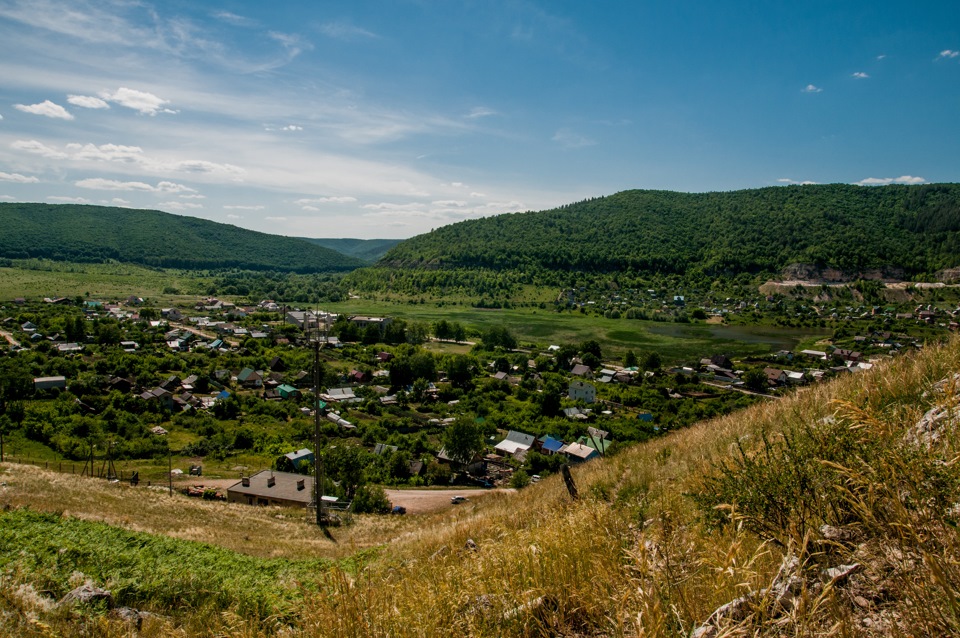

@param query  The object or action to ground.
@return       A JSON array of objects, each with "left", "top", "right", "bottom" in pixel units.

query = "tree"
[
  {"left": 642, "top": 351, "right": 662, "bottom": 371},
  {"left": 451, "top": 322, "right": 466, "bottom": 343},
  {"left": 446, "top": 354, "right": 475, "bottom": 389},
  {"left": 743, "top": 369, "right": 768, "bottom": 393},
  {"left": 433, "top": 319, "right": 452, "bottom": 341},
  {"left": 580, "top": 339, "right": 602, "bottom": 360},
  {"left": 442, "top": 418, "right": 485, "bottom": 465},
  {"left": 623, "top": 350, "right": 639, "bottom": 368}
]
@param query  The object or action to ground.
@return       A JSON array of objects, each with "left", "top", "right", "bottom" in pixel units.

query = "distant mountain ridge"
[
  {"left": 373, "top": 184, "right": 960, "bottom": 280},
  {"left": 0, "top": 203, "right": 365, "bottom": 273},
  {"left": 299, "top": 237, "right": 401, "bottom": 263}
]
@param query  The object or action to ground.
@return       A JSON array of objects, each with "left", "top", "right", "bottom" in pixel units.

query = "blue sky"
[{"left": 0, "top": 0, "right": 957, "bottom": 239}]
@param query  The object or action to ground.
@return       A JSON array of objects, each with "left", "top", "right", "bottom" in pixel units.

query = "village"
[{"left": 1, "top": 285, "right": 957, "bottom": 515}]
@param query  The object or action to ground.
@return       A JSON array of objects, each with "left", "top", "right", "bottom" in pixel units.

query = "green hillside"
[
  {"left": 0, "top": 203, "right": 365, "bottom": 273},
  {"left": 370, "top": 184, "right": 960, "bottom": 283},
  {"left": 299, "top": 237, "right": 401, "bottom": 263}
]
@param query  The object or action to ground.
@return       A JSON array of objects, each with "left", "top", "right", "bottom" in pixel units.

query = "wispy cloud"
[
  {"left": 159, "top": 200, "right": 203, "bottom": 211},
  {"left": 223, "top": 205, "right": 264, "bottom": 211},
  {"left": 777, "top": 178, "right": 817, "bottom": 185},
  {"left": 213, "top": 11, "right": 256, "bottom": 28},
  {"left": 67, "top": 94, "right": 110, "bottom": 109},
  {"left": 552, "top": 128, "right": 596, "bottom": 149},
  {"left": 851, "top": 72, "right": 869, "bottom": 79},
  {"left": 317, "top": 21, "right": 377, "bottom": 40},
  {"left": 0, "top": 171, "right": 39, "bottom": 183},
  {"left": 802, "top": 84, "right": 823, "bottom": 93},
  {"left": 265, "top": 215, "right": 287, "bottom": 221},
  {"left": 855, "top": 175, "right": 926, "bottom": 186},
  {"left": 466, "top": 106, "right": 496, "bottom": 119},
  {"left": 75, "top": 178, "right": 196, "bottom": 193},
  {"left": 48, "top": 196, "right": 91, "bottom": 203},
  {"left": 11, "top": 140, "right": 69, "bottom": 159},
  {"left": 14, "top": 100, "right": 74, "bottom": 119},
  {"left": 99, "top": 87, "right": 176, "bottom": 115},
  {"left": 937, "top": 50, "right": 959, "bottom": 60}
]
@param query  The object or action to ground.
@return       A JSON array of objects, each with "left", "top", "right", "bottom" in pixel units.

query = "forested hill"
[
  {"left": 375, "top": 184, "right": 960, "bottom": 280},
  {"left": 298, "top": 237, "right": 401, "bottom": 263},
  {"left": 0, "top": 203, "right": 365, "bottom": 273}
]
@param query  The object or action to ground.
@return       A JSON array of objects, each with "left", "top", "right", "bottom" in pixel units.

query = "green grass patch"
[{"left": 0, "top": 508, "right": 331, "bottom": 621}]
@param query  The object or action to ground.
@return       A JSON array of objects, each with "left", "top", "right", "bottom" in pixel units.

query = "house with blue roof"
[{"left": 537, "top": 435, "right": 565, "bottom": 455}]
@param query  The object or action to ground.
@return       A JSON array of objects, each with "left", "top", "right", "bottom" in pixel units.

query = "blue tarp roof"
[{"left": 539, "top": 435, "right": 564, "bottom": 453}]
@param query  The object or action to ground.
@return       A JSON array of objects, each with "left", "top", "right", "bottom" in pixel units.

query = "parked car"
[{"left": 450, "top": 495, "right": 467, "bottom": 504}]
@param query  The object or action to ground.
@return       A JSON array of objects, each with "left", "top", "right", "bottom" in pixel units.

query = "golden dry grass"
[{"left": 3, "top": 338, "right": 960, "bottom": 636}]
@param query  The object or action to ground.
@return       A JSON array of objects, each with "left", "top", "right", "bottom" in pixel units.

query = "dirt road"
[{"left": 385, "top": 488, "right": 508, "bottom": 514}]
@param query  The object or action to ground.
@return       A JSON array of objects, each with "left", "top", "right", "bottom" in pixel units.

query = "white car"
[{"left": 450, "top": 495, "right": 467, "bottom": 504}]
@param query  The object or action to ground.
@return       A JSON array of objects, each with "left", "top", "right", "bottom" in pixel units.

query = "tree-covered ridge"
[
  {"left": 376, "top": 184, "right": 960, "bottom": 279},
  {"left": 0, "top": 203, "right": 366, "bottom": 273},
  {"left": 299, "top": 237, "right": 402, "bottom": 263}
]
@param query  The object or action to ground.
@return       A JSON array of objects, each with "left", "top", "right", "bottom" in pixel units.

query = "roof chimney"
[
  {"left": 267, "top": 476, "right": 276, "bottom": 488},
  {"left": 297, "top": 479, "right": 305, "bottom": 491},
  {"left": 241, "top": 477, "right": 250, "bottom": 487}
]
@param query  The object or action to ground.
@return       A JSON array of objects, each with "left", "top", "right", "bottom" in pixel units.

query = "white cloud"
[
  {"left": 855, "top": 175, "right": 926, "bottom": 186},
  {"left": 172, "top": 159, "right": 244, "bottom": 175},
  {"left": 224, "top": 204, "right": 264, "bottom": 210},
  {"left": 179, "top": 194, "right": 206, "bottom": 199},
  {"left": 552, "top": 128, "right": 596, "bottom": 148},
  {"left": 67, "top": 94, "right": 110, "bottom": 109},
  {"left": 470, "top": 192, "right": 486, "bottom": 198},
  {"left": 318, "top": 21, "right": 377, "bottom": 40},
  {"left": 106, "top": 198, "right": 131, "bottom": 206},
  {"left": 466, "top": 106, "right": 496, "bottom": 119},
  {"left": 75, "top": 178, "right": 196, "bottom": 193},
  {"left": 851, "top": 72, "right": 869, "bottom": 79},
  {"left": 99, "top": 87, "right": 175, "bottom": 115},
  {"left": 159, "top": 200, "right": 203, "bottom": 210},
  {"left": 876, "top": 54, "right": 887, "bottom": 60},
  {"left": 265, "top": 215, "right": 287, "bottom": 221},
  {"left": 432, "top": 200, "right": 467, "bottom": 207},
  {"left": 281, "top": 125, "right": 302, "bottom": 131},
  {"left": 294, "top": 196, "right": 357, "bottom": 207},
  {"left": 802, "top": 84, "right": 823, "bottom": 93},
  {"left": 362, "top": 202, "right": 426, "bottom": 212},
  {"left": 213, "top": 11, "right": 256, "bottom": 27},
  {"left": 0, "top": 195, "right": 15, "bottom": 201},
  {"left": 48, "top": 196, "right": 91, "bottom": 203},
  {"left": 14, "top": 100, "right": 74, "bottom": 119},
  {"left": 65, "top": 142, "right": 143, "bottom": 162},
  {"left": 226, "top": 214, "right": 243, "bottom": 219},
  {"left": 777, "top": 178, "right": 818, "bottom": 185},
  {"left": 938, "top": 50, "right": 959, "bottom": 60},
  {"left": 12, "top": 139, "right": 69, "bottom": 159},
  {"left": 0, "top": 171, "right": 39, "bottom": 183}
]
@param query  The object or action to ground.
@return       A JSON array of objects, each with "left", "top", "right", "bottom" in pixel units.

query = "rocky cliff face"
[{"left": 781, "top": 263, "right": 906, "bottom": 283}]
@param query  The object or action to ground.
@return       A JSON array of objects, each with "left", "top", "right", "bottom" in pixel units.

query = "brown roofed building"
[{"left": 226, "top": 470, "right": 314, "bottom": 507}]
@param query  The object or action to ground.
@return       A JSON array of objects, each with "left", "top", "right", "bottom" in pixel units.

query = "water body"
[{"left": 646, "top": 322, "right": 830, "bottom": 353}]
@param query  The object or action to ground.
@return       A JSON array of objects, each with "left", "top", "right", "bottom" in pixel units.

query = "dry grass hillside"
[{"left": 3, "top": 337, "right": 960, "bottom": 637}]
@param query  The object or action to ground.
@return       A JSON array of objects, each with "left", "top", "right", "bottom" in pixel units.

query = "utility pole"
[{"left": 313, "top": 336, "right": 327, "bottom": 526}]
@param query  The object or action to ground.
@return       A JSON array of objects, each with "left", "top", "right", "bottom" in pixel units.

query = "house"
[
  {"left": 494, "top": 430, "right": 536, "bottom": 456},
  {"left": 348, "top": 369, "right": 369, "bottom": 383},
  {"left": 800, "top": 349, "right": 827, "bottom": 361},
  {"left": 277, "top": 384, "right": 299, "bottom": 399},
  {"left": 139, "top": 387, "right": 176, "bottom": 411},
  {"left": 34, "top": 376, "right": 66, "bottom": 391},
  {"left": 764, "top": 368, "right": 787, "bottom": 386},
  {"left": 237, "top": 368, "right": 263, "bottom": 388},
  {"left": 587, "top": 426, "right": 609, "bottom": 441},
  {"left": 377, "top": 351, "right": 395, "bottom": 363},
  {"left": 785, "top": 370, "right": 805, "bottom": 384},
  {"left": 350, "top": 316, "right": 392, "bottom": 331},
  {"left": 832, "top": 348, "right": 861, "bottom": 363},
  {"left": 226, "top": 470, "right": 315, "bottom": 507},
  {"left": 373, "top": 443, "right": 399, "bottom": 456},
  {"left": 323, "top": 387, "right": 357, "bottom": 402},
  {"left": 561, "top": 442, "right": 599, "bottom": 463},
  {"left": 108, "top": 377, "right": 135, "bottom": 393},
  {"left": 582, "top": 435, "right": 612, "bottom": 456},
  {"left": 537, "top": 435, "right": 565, "bottom": 455},
  {"left": 161, "top": 308, "right": 183, "bottom": 321},
  {"left": 568, "top": 380, "right": 596, "bottom": 403},
  {"left": 570, "top": 363, "right": 592, "bottom": 377},
  {"left": 285, "top": 448, "right": 314, "bottom": 468},
  {"left": 57, "top": 342, "right": 83, "bottom": 353},
  {"left": 269, "top": 356, "right": 286, "bottom": 372},
  {"left": 563, "top": 406, "right": 591, "bottom": 420},
  {"left": 20, "top": 321, "right": 37, "bottom": 332}
]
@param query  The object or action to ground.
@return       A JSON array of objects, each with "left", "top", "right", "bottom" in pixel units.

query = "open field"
[
  {"left": 326, "top": 297, "right": 831, "bottom": 361},
  {"left": 0, "top": 262, "right": 213, "bottom": 302}
]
